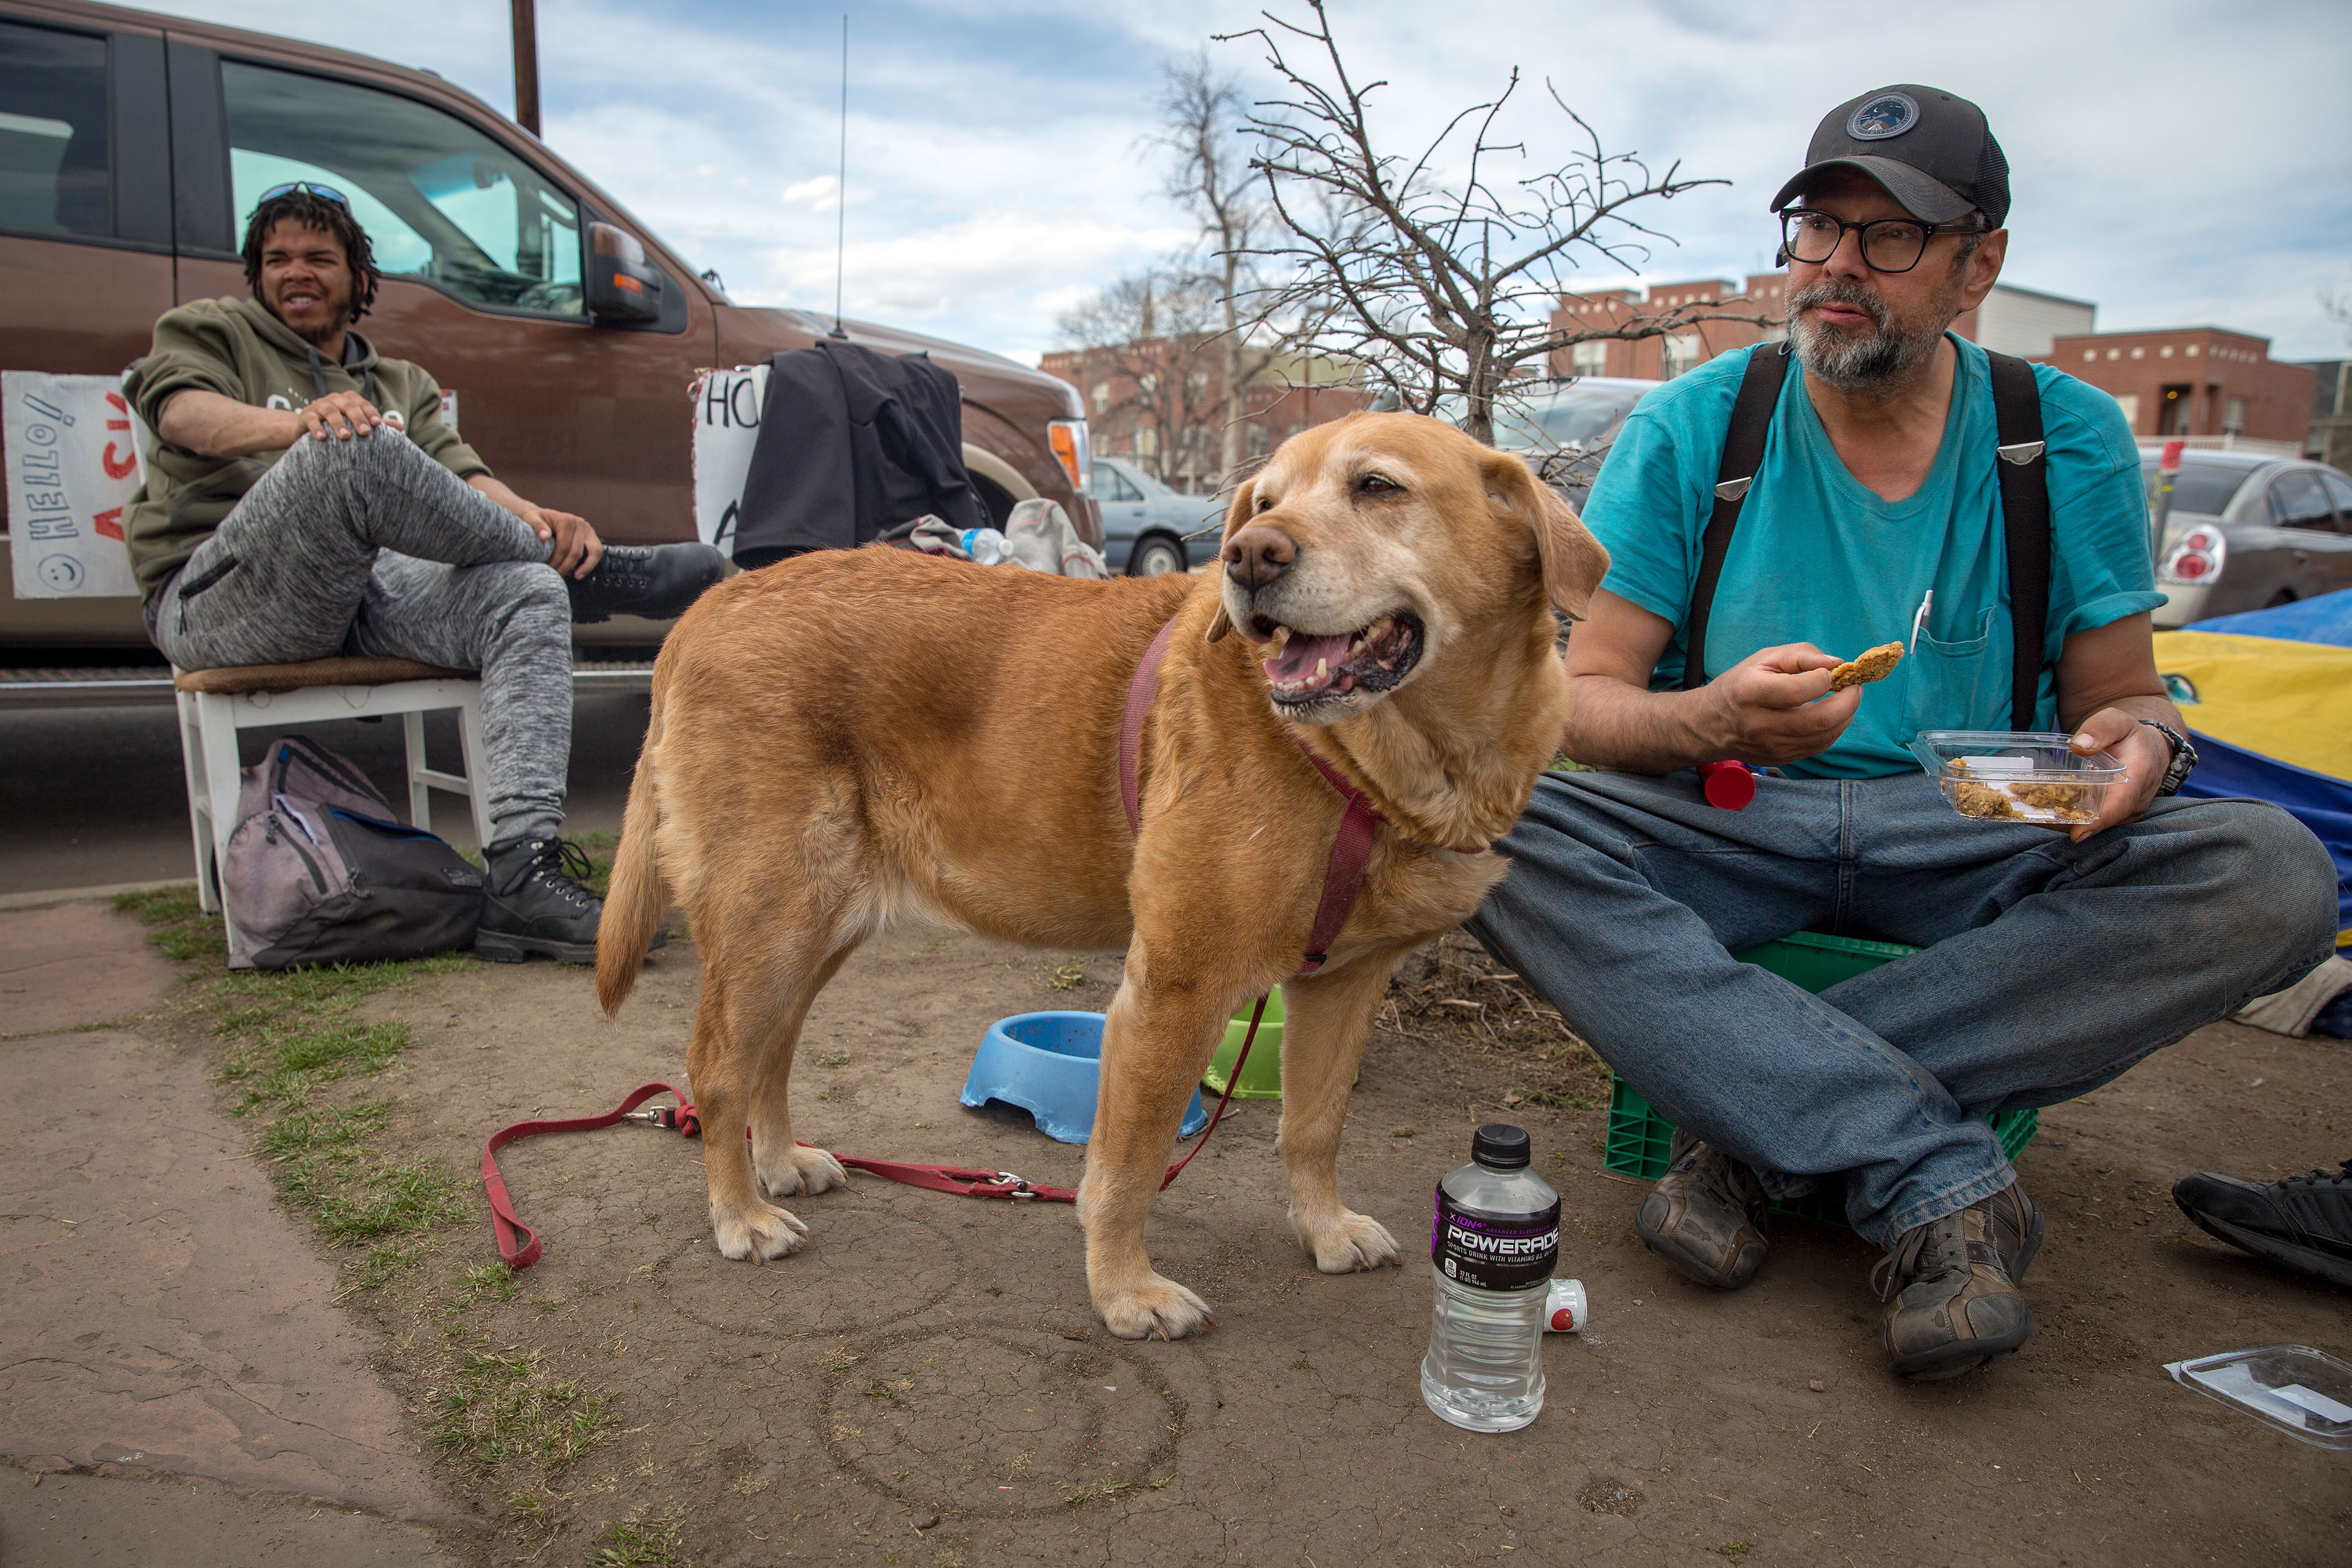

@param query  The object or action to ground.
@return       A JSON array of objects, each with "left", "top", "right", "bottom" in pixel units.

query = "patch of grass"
[
  {"left": 226, "top": 1020, "right": 412, "bottom": 1112},
  {"left": 589, "top": 1510, "right": 684, "bottom": 1567},
  {"left": 355, "top": 1239, "right": 433, "bottom": 1290},
  {"left": 1715, "top": 1546, "right": 1751, "bottom": 1563},
  {"left": 114, "top": 884, "right": 225, "bottom": 963},
  {"left": 434, "top": 1349, "right": 612, "bottom": 1476},
  {"left": 450, "top": 1261, "right": 518, "bottom": 1311},
  {"left": 311, "top": 1157, "right": 469, "bottom": 1243},
  {"left": 258, "top": 1098, "right": 388, "bottom": 1164},
  {"left": 1048, "top": 956, "right": 1087, "bottom": 992},
  {"left": 114, "top": 886, "right": 477, "bottom": 1288}
]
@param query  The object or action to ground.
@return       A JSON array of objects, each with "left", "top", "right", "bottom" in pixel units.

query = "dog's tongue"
[{"left": 1265, "top": 631, "right": 1353, "bottom": 686}]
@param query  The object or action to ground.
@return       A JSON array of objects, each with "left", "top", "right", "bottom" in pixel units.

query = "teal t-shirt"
[{"left": 1580, "top": 336, "right": 2163, "bottom": 779}]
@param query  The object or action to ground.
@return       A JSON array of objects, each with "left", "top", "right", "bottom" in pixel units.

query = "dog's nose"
[{"left": 1223, "top": 524, "right": 1296, "bottom": 593}]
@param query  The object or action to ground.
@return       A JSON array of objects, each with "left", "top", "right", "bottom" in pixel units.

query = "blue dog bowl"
[{"left": 960, "top": 1011, "right": 1210, "bottom": 1145}]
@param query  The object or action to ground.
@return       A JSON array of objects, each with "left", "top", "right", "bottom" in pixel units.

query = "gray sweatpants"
[{"left": 154, "top": 430, "right": 572, "bottom": 845}]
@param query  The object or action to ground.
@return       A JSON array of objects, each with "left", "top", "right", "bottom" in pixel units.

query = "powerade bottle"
[{"left": 1421, "top": 1123, "right": 1560, "bottom": 1433}]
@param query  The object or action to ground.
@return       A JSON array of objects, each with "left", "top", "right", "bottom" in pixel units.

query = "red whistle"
[{"left": 1697, "top": 760, "right": 1757, "bottom": 810}]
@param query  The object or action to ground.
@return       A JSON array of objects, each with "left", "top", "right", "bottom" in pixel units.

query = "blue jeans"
[{"left": 1465, "top": 769, "right": 2339, "bottom": 1246}]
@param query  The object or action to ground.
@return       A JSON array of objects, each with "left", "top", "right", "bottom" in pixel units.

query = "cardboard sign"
[
  {"left": 691, "top": 365, "right": 768, "bottom": 554},
  {"left": 5, "top": 371, "right": 147, "bottom": 598}
]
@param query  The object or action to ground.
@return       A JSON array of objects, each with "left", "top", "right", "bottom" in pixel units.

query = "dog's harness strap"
[
  {"left": 1119, "top": 619, "right": 1178, "bottom": 835},
  {"left": 1290, "top": 746, "right": 1381, "bottom": 975}
]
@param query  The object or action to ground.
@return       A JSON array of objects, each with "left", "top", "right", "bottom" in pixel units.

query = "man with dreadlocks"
[{"left": 122, "top": 183, "right": 726, "bottom": 964}]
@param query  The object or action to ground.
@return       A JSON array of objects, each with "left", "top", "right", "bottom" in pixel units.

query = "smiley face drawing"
[{"left": 35, "top": 554, "right": 85, "bottom": 591}]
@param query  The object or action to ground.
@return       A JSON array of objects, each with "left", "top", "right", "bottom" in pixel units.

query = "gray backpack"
[{"left": 222, "top": 736, "right": 483, "bottom": 970}]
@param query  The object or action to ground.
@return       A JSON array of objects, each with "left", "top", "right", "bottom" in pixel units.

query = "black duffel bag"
[{"left": 220, "top": 735, "right": 483, "bottom": 970}]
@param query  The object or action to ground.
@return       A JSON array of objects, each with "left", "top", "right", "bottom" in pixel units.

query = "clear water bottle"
[{"left": 1421, "top": 1123, "right": 1560, "bottom": 1433}]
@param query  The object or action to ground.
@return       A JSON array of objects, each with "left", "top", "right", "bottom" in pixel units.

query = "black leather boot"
[
  {"left": 566, "top": 542, "right": 728, "bottom": 623},
  {"left": 477, "top": 836, "right": 665, "bottom": 965}
]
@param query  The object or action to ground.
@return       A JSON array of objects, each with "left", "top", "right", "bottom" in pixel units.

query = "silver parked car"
[
  {"left": 2145, "top": 450, "right": 2352, "bottom": 627},
  {"left": 1092, "top": 456, "right": 1222, "bottom": 575}
]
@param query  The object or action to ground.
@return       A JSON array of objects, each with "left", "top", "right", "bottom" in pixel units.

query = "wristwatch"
[{"left": 2139, "top": 719, "right": 2198, "bottom": 796}]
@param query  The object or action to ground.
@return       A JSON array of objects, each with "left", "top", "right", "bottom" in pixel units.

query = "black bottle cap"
[{"left": 1472, "top": 1123, "right": 1531, "bottom": 1169}]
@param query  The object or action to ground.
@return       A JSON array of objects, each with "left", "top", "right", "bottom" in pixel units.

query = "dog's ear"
[
  {"left": 1483, "top": 451, "right": 1610, "bottom": 622},
  {"left": 1204, "top": 477, "right": 1258, "bottom": 643}
]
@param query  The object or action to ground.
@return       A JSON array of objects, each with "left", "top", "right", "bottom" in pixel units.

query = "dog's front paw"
[
  {"left": 710, "top": 1200, "right": 810, "bottom": 1262},
  {"left": 756, "top": 1141, "right": 849, "bottom": 1200},
  {"left": 1292, "top": 1207, "right": 1400, "bottom": 1274},
  {"left": 1094, "top": 1274, "right": 1216, "bottom": 1341}
]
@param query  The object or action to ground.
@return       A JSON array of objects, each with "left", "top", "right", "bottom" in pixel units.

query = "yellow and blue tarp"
[{"left": 2154, "top": 590, "right": 2352, "bottom": 945}]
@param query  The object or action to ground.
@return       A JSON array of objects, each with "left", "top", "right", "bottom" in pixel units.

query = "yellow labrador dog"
[{"left": 597, "top": 411, "right": 1606, "bottom": 1339}]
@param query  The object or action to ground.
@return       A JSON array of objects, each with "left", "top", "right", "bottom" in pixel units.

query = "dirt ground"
[{"left": 14, "top": 906, "right": 2352, "bottom": 1566}]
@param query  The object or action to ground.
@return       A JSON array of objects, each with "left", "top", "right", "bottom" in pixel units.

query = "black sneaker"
[
  {"left": 1871, "top": 1183, "right": 2044, "bottom": 1381},
  {"left": 2173, "top": 1160, "right": 2352, "bottom": 1289},
  {"left": 567, "top": 542, "right": 728, "bottom": 623},
  {"left": 1635, "top": 1130, "right": 1770, "bottom": 1290},
  {"left": 476, "top": 836, "right": 664, "bottom": 965}
]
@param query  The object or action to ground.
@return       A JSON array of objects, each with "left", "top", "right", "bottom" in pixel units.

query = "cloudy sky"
[{"left": 147, "top": 0, "right": 2352, "bottom": 366}]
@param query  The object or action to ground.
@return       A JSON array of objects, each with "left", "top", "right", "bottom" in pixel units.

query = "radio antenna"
[{"left": 829, "top": 13, "right": 849, "bottom": 339}]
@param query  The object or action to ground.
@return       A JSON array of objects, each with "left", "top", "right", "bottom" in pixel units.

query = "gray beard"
[{"left": 1785, "top": 281, "right": 1949, "bottom": 391}]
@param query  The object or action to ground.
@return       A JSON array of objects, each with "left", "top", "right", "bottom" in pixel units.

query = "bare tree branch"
[{"left": 1218, "top": 0, "right": 1771, "bottom": 445}]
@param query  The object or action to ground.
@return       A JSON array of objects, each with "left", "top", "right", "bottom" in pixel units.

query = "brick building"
[
  {"left": 1547, "top": 276, "right": 1787, "bottom": 381},
  {"left": 1548, "top": 277, "right": 2094, "bottom": 380},
  {"left": 2053, "top": 328, "right": 2313, "bottom": 448},
  {"left": 1040, "top": 338, "right": 1364, "bottom": 493}
]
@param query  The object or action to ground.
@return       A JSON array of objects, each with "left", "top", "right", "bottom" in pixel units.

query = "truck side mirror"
[{"left": 586, "top": 221, "right": 664, "bottom": 325}]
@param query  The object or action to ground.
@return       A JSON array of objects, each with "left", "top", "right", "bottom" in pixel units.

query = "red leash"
[{"left": 482, "top": 1006, "right": 1263, "bottom": 1271}]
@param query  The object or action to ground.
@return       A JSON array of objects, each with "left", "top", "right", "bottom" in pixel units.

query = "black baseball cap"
[{"left": 1769, "top": 85, "right": 2010, "bottom": 229}]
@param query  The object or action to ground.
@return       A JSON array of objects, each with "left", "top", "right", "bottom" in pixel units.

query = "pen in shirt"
[{"left": 1909, "top": 590, "right": 1934, "bottom": 655}]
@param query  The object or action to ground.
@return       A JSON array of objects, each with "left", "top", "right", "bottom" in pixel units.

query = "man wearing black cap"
[{"left": 1468, "top": 88, "right": 2338, "bottom": 1379}]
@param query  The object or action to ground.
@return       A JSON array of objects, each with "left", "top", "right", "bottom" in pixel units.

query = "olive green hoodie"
[{"left": 120, "top": 296, "right": 490, "bottom": 593}]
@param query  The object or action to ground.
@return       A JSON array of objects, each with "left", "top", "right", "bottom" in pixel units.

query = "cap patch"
[{"left": 1847, "top": 92, "right": 1920, "bottom": 140}]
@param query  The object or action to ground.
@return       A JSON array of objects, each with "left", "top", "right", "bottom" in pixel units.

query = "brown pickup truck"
[{"left": 0, "top": 0, "right": 1098, "bottom": 661}]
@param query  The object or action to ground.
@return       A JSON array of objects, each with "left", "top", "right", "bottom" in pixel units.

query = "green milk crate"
[{"left": 1602, "top": 931, "right": 2038, "bottom": 1228}]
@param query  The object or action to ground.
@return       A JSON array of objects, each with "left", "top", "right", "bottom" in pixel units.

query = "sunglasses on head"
[{"left": 256, "top": 180, "right": 350, "bottom": 208}]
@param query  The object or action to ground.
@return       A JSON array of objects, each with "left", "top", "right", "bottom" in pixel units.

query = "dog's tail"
[{"left": 596, "top": 700, "right": 669, "bottom": 1017}]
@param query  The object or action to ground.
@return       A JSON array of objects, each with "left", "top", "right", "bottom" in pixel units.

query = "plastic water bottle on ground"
[{"left": 1421, "top": 1123, "right": 1560, "bottom": 1432}]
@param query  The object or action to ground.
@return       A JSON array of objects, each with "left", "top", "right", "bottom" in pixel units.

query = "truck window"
[
  {"left": 0, "top": 20, "right": 108, "bottom": 238},
  {"left": 221, "top": 61, "right": 583, "bottom": 318}
]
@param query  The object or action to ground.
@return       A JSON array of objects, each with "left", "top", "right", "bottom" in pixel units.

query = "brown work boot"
[
  {"left": 1871, "top": 1183, "right": 2045, "bottom": 1381},
  {"left": 1635, "top": 1130, "right": 1769, "bottom": 1289}
]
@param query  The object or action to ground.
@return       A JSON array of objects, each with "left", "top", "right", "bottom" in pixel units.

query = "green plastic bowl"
[{"left": 1201, "top": 988, "right": 1286, "bottom": 1099}]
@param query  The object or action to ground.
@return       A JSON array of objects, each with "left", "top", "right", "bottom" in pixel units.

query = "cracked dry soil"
[{"left": 124, "top": 920, "right": 2352, "bottom": 1563}]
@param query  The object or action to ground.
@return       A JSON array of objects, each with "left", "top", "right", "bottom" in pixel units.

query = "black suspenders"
[
  {"left": 1681, "top": 344, "right": 2053, "bottom": 731},
  {"left": 1681, "top": 345, "right": 1791, "bottom": 691},
  {"left": 1984, "top": 351, "right": 2052, "bottom": 734}
]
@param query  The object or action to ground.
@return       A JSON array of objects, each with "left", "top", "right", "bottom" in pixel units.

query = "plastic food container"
[
  {"left": 1909, "top": 731, "right": 2126, "bottom": 827},
  {"left": 2165, "top": 1345, "right": 2352, "bottom": 1450}
]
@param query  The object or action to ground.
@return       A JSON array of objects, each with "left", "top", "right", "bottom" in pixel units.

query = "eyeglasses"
[
  {"left": 256, "top": 180, "right": 350, "bottom": 208},
  {"left": 1780, "top": 209, "right": 1984, "bottom": 274}
]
